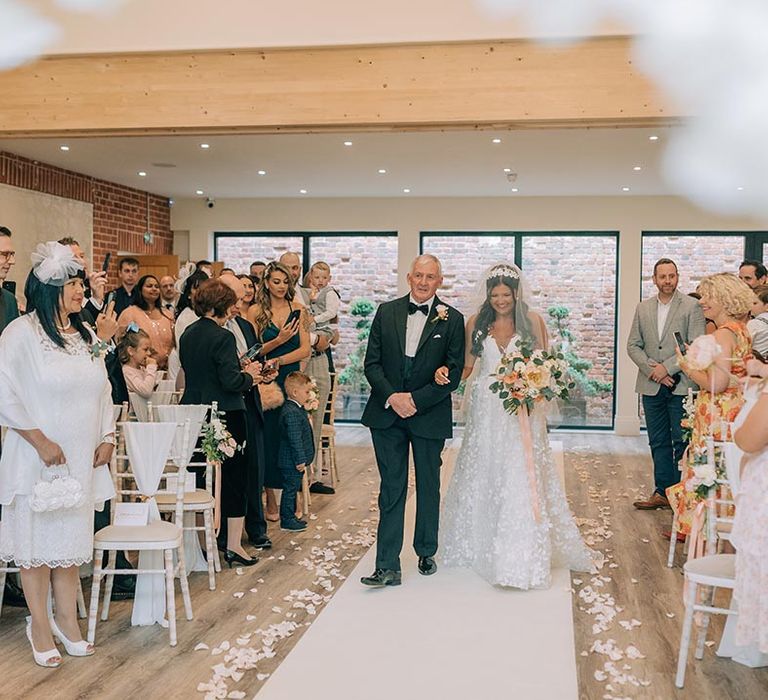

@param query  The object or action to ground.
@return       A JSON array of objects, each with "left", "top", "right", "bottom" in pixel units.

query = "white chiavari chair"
[
  {"left": 88, "top": 420, "right": 193, "bottom": 647},
  {"left": 320, "top": 373, "right": 339, "bottom": 487}
]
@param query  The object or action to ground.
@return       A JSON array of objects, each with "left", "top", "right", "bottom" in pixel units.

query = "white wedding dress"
[{"left": 441, "top": 335, "right": 595, "bottom": 589}]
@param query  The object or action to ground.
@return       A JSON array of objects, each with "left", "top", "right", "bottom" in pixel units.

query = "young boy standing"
[{"left": 279, "top": 371, "right": 316, "bottom": 531}]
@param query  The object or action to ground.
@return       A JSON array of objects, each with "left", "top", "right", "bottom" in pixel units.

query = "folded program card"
[{"left": 114, "top": 502, "right": 150, "bottom": 527}]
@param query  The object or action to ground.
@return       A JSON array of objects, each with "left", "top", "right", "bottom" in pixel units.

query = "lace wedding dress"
[
  {"left": 441, "top": 335, "right": 595, "bottom": 589},
  {"left": 0, "top": 313, "right": 114, "bottom": 568}
]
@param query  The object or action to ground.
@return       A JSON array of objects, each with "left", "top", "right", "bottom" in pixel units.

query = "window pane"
[
  {"left": 522, "top": 235, "right": 617, "bottom": 427},
  {"left": 641, "top": 234, "right": 744, "bottom": 300},
  {"left": 215, "top": 235, "right": 304, "bottom": 274},
  {"left": 421, "top": 234, "right": 516, "bottom": 316},
  {"left": 309, "top": 236, "right": 399, "bottom": 421}
]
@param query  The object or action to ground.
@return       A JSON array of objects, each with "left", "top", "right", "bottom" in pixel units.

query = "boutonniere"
[
  {"left": 90, "top": 339, "right": 113, "bottom": 361},
  {"left": 431, "top": 304, "right": 449, "bottom": 323}
]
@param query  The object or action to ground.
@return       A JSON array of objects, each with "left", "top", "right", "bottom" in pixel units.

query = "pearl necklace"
[{"left": 57, "top": 318, "right": 72, "bottom": 332}]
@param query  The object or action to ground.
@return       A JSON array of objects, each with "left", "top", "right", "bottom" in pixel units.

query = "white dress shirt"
[
  {"left": 657, "top": 296, "right": 672, "bottom": 338},
  {"left": 225, "top": 317, "right": 248, "bottom": 356},
  {"left": 405, "top": 295, "right": 434, "bottom": 357}
]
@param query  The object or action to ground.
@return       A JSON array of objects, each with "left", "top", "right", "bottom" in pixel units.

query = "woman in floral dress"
[{"left": 667, "top": 273, "right": 754, "bottom": 536}]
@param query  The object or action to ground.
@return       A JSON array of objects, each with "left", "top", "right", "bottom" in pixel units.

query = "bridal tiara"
[{"left": 486, "top": 265, "right": 520, "bottom": 281}]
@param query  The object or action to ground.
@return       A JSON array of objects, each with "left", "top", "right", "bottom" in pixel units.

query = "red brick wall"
[{"left": 0, "top": 151, "right": 172, "bottom": 283}]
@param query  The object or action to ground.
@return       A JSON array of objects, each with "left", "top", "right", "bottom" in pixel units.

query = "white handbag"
[{"left": 29, "top": 464, "right": 86, "bottom": 513}]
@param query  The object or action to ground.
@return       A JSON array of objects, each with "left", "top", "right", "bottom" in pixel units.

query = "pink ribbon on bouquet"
[
  {"left": 518, "top": 405, "right": 541, "bottom": 523},
  {"left": 212, "top": 460, "right": 222, "bottom": 537}
]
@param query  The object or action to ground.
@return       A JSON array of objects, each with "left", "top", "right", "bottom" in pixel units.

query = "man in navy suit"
[
  {"left": 278, "top": 372, "right": 315, "bottom": 531},
  {"left": 361, "top": 254, "right": 465, "bottom": 587}
]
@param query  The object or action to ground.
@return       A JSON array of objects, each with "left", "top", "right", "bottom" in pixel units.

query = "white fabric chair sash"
[
  {"left": 128, "top": 392, "right": 151, "bottom": 422},
  {"left": 156, "top": 380, "right": 176, "bottom": 393},
  {"left": 152, "top": 391, "right": 176, "bottom": 406},
  {"left": 122, "top": 421, "right": 177, "bottom": 626}
]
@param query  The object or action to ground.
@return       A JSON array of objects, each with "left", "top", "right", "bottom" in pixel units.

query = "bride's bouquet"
[{"left": 489, "top": 336, "right": 573, "bottom": 416}]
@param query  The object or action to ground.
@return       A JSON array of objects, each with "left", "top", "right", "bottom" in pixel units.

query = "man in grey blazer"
[{"left": 627, "top": 258, "right": 706, "bottom": 510}]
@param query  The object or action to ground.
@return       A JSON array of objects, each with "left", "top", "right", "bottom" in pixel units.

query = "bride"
[{"left": 436, "top": 263, "right": 595, "bottom": 589}]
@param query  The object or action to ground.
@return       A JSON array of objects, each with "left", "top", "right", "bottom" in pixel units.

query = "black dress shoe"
[
  {"left": 2, "top": 578, "right": 27, "bottom": 607},
  {"left": 418, "top": 556, "right": 437, "bottom": 576},
  {"left": 309, "top": 482, "right": 335, "bottom": 495},
  {"left": 224, "top": 550, "right": 259, "bottom": 568},
  {"left": 360, "top": 569, "right": 401, "bottom": 587},
  {"left": 248, "top": 536, "right": 273, "bottom": 550}
]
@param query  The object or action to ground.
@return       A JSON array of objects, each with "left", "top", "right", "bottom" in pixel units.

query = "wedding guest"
[
  {"left": 168, "top": 269, "right": 208, "bottom": 385},
  {"left": 247, "top": 262, "right": 310, "bottom": 520},
  {"left": 278, "top": 251, "right": 303, "bottom": 284},
  {"left": 118, "top": 328, "right": 158, "bottom": 399},
  {"left": 303, "top": 261, "right": 340, "bottom": 338},
  {"left": 739, "top": 260, "right": 768, "bottom": 289},
  {"left": 628, "top": 258, "right": 706, "bottom": 510},
  {"left": 278, "top": 372, "right": 315, "bottom": 531},
  {"left": 732, "top": 378, "right": 768, "bottom": 654},
  {"left": 57, "top": 237, "right": 107, "bottom": 323},
  {"left": 112, "top": 257, "right": 140, "bottom": 317},
  {"left": 116, "top": 275, "right": 175, "bottom": 370},
  {"left": 667, "top": 273, "right": 754, "bottom": 537},
  {"left": 0, "top": 226, "right": 19, "bottom": 334},
  {"left": 195, "top": 260, "right": 213, "bottom": 277},
  {"left": 180, "top": 279, "right": 264, "bottom": 566},
  {"left": 220, "top": 267, "right": 235, "bottom": 276},
  {"left": 159, "top": 275, "right": 179, "bottom": 317},
  {"left": 250, "top": 260, "right": 266, "bottom": 282},
  {"left": 0, "top": 242, "right": 115, "bottom": 667},
  {"left": 238, "top": 274, "right": 256, "bottom": 317},
  {"left": 217, "top": 273, "right": 272, "bottom": 550},
  {"left": 688, "top": 291, "right": 718, "bottom": 334},
  {"left": 747, "top": 285, "right": 768, "bottom": 356}
]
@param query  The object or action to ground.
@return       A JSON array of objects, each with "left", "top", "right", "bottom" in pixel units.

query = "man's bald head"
[
  {"left": 278, "top": 252, "right": 302, "bottom": 283},
  {"left": 219, "top": 271, "right": 245, "bottom": 301}
]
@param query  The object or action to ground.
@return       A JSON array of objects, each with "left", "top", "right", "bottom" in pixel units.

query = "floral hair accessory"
[
  {"left": 31, "top": 241, "right": 83, "bottom": 286},
  {"left": 485, "top": 265, "right": 519, "bottom": 281},
  {"left": 126, "top": 321, "right": 140, "bottom": 333}
]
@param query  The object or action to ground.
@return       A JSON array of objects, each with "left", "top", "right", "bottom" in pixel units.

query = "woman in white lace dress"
[
  {"left": 0, "top": 243, "right": 116, "bottom": 667},
  {"left": 437, "top": 264, "right": 595, "bottom": 589},
  {"left": 732, "top": 374, "right": 768, "bottom": 654}
]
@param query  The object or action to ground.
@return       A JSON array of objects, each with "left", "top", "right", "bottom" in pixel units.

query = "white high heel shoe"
[
  {"left": 25, "top": 616, "right": 62, "bottom": 668},
  {"left": 49, "top": 616, "right": 94, "bottom": 657}
]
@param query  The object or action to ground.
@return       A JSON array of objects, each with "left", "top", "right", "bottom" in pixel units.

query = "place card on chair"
[{"left": 114, "top": 502, "right": 151, "bottom": 527}]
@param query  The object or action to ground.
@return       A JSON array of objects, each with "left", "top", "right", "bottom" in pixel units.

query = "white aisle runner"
[{"left": 258, "top": 440, "right": 577, "bottom": 700}]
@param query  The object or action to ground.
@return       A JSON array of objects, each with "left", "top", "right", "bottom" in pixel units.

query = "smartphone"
[
  {"left": 101, "top": 252, "right": 112, "bottom": 273},
  {"left": 285, "top": 309, "right": 301, "bottom": 326},
  {"left": 753, "top": 348, "right": 768, "bottom": 364},
  {"left": 260, "top": 358, "right": 278, "bottom": 375},
  {"left": 238, "top": 341, "right": 262, "bottom": 364},
  {"left": 673, "top": 331, "right": 687, "bottom": 356}
]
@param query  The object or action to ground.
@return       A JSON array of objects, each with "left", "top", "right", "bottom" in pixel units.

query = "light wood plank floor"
[{"left": 1, "top": 429, "right": 766, "bottom": 699}]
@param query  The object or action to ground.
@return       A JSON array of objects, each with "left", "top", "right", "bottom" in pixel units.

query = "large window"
[
  {"left": 421, "top": 232, "right": 618, "bottom": 428},
  {"left": 214, "top": 232, "right": 398, "bottom": 421}
]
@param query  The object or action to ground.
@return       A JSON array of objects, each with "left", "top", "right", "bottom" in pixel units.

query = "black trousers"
[
  {"left": 370, "top": 419, "right": 445, "bottom": 571},
  {"left": 219, "top": 410, "right": 248, "bottom": 518},
  {"left": 642, "top": 386, "right": 687, "bottom": 495}
]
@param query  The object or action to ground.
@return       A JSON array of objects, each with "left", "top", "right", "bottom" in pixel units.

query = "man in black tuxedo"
[{"left": 361, "top": 255, "right": 465, "bottom": 587}]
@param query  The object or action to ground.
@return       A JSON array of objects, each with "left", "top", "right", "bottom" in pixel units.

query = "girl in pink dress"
[{"left": 118, "top": 328, "right": 158, "bottom": 399}]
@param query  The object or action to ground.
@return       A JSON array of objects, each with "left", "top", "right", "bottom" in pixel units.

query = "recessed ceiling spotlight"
[
  {"left": 503, "top": 167, "right": 512, "bottom": 173},
  {"left": 343, "top": 141, "right": 353, "bottom": 146},
  {"left": 403, "top": 188, "right": 411, "bottom": 193},
  {"left": 299, "top": 189, "right": 307, "bottom": 194},
  {"left": 511, "top": 187, "right": 519, "bottom": 193},
  {"left": 622, "top": 186, "right": 631, "bottom": 192},
  {"left": 257, "top": 170, "right": 267, "bottom": 176},
  {"left": 492, "top": 138, "right": 502, "bottom": 144},
  {"left": 737, "top": 186, "right": 745, "bottom": 191},
  {"left": 377, "top": 169, "right": 387, "bottom": 174},
  {"left": 59, "top": 144, "right": 70, "bottom": 151},
  {"left": 137, "top": 171, "right": 147, "bottom": 177},
  {"left": 200, "top": 143, "right": 210, "bottom": 149},
  {"left": 648, "top": 135, "right": 659, "bottom": 141},
  {"left": 196, "top": 189, "right": 204, "bottom": 195},
  {"left": 633, "top": 166, "right": 642, "bottom": 171}
]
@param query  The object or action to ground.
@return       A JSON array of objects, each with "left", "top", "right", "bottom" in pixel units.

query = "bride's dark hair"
[{"left": 470, "top": 270, "right": 535, "bottom": 357}]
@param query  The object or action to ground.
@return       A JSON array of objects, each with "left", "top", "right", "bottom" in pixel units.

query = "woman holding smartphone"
[{"left": 248, "top": 262, "right": 310, "bottom": 520}]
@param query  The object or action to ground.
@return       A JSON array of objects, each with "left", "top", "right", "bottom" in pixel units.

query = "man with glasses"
[{"left": 0, "top": 226, "right": 19, "bottom": 334}]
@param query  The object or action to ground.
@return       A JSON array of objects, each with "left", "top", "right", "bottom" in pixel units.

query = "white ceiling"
[{"left": 0, "top": 127, "right": 676, "bottom": 200}]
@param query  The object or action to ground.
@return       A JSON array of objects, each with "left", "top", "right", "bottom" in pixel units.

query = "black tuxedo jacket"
[
  {"left": 233, "top": 315, "right": 264, "bottom": 419},
  {"left": 361, "top": 294, "right": 465, "bottom": 439},
  {"left": 180, "top": 317, "right": 253, "bottom": 412}
]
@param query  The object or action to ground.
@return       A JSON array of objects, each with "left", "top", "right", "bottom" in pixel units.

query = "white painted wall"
[
  {"left": 0, "top": 183, "right": 93, "bottom": 306},
  {"left": 171, "top": 194, "right": 764, "bottom": 434}
]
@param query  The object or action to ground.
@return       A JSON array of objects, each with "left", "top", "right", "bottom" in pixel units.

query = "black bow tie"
[{"left": 408, "top": 302, "right": 429, "bottom": 316}]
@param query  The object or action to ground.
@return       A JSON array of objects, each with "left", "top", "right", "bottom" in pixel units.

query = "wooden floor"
[{"left": 1, "top": 428, "right": 766, "bottom": 699}]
